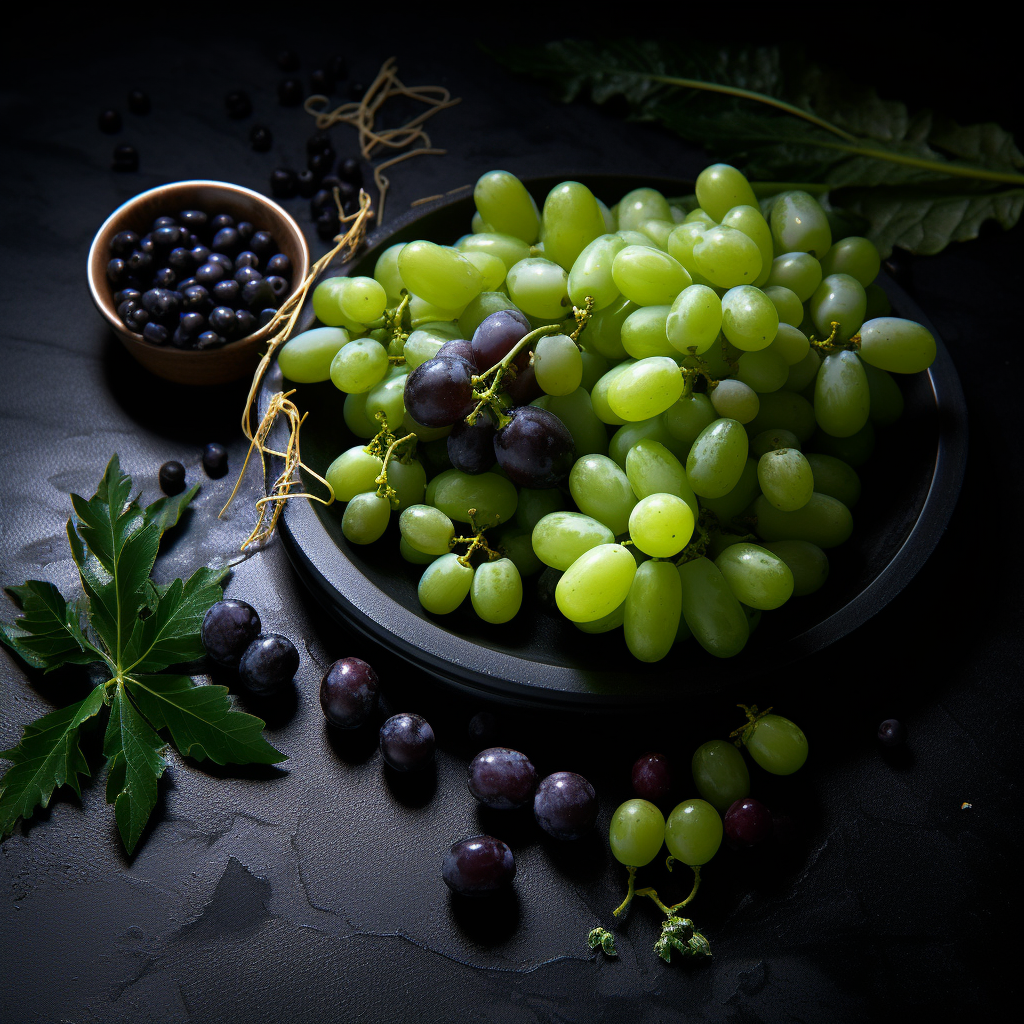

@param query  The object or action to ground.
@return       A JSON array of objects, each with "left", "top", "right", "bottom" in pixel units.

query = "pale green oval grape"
[
  {"left": 695, "top": 164, "right": 758, "bottom": 222},
  {"left": 609, "top": 418, "right": 673, "bottom": 468},
  {"left": 678, "top": 556, "right": 749, "bottom": 658},
  {"left": 539, "top": 388, "right": 609, "bottom": 457},
  {"left": 665, "top": 798, "right": 723, "bottom": 866},
  {"left": 312, "top": 277, "right": 363, "bottom": 331},
  {"left": 575, "top": 601, "right": 625, "bottom": 634},
  {"left": 662, "top": 392, "right": 717, "bottom": 449},
  {"left": 709, "top": 379, "right": 759, "bottom": 424},
  {"left": 783, "top": 348, "right": 821, "bottom": 392},
  {"left": 474, "top": 170, "right": 540, "bottom": 243},
  {"left": 373, "top": 242, "right": 406, "bottom": 303},
  {"left": 715, "top": 542, "right": 795, "bottom": 610},
  {"left": 471, "top": 212, "right": 491, "bottom": 233},
  {"left": 400, "top": 536, "right": 439, "bottom": 565},
  {"left": 343, "top": 391, "right": 377, "bottom": 439},
  {"left": 532, "top": 511, "right": 615, "bottom": 570},
  {"left": 471, "top": 558, "right": 523, "bottom": 623},
  {"left": 684, "top": 208, "right": 714, "bottom": 226},
  {"left": 598, "top": 198, "right": 615, "bottom": 232},
  {"left": 763, "top": 285, "right": 803, "bottom": 327},
  {"left": 625, "top": 439, "right": 698, "bottom": 514},
  {"left": 608, "top": 357, "right": 685, "bottom": 421},
  {"left": 278, "top": 326, "right": 350, "bottom": 383},
  {"left": 456, "top": 232, "right": 532, "bottom": 272},
  {"left": 533, "top": 334, "right": 583, "bottom": 396},
  {"left": 858, "top": 317, "right": 937, "bottom": 373},
  {"left": 757, "top": 448, "right": 814, "bottom": 511},
  {"left": 621, "top": 305, "right": 674, "bottom": 358},
  {"left": 542, "top": 181, "right": 607, "bottom": 271},
  {"left": 611, "top": 245, "right": 691, "bottom": 307},
  {"left": 338, "top": 276, "right": 388, "bottom": 324},
  {"left": 693, "top": 225, "right": 762, "bottom": 287},
  {"left": 342, "top": 491, "right": 391, "bottom": 545},
  {"left": 766, "top": 251, "right": 822, "bottom": 302},
  {"left": 616, "top": 229, "right": 654, "bottom": 247},
  {"left": 770, "top": 323, "right": 810, "bottom": 366},
  {"left": 429, "top": 469, "right": 518, "bottom": 526},
  {"left": 609, "top": 798, "right": 666, "bottom": 867},
  {"left": 860, "top": 360, "right": 904, "bottom": 426},
  {"left": 556, "top": 543, "right": 637, "bottom": 622},
  {"left": 745, "top": 390, "right": 817, "bottom": 443},
  {"left": 505, "top": 258, "right": 571, "bottom": 319},
  {"left": 820, "top": 236, "right": 880, "bottom": 286},
  {"left": 750, "top": 428, "right": 801, "bottom": 458},
  {"left": 666, "top": 222, "right": 710, "bottom": 282},
  {"left": 398, "top": 240, "right": 484, "bottom": 309},
  {"left": 737, "top": 348, "right": 789, "bottom": 393},
  {"left": 516, "top": 487, "right": 564, "bottom": 532},
  {"left": 617, "top": 187, "right": 673, "bottom": 232},
  {"left": 666, "top": 285, "right": 722, "bottom": 356},
  {"left": 761, "top": 540, "right": 830, "bottom": 596},
  {"left": 699, "top": 458, "right": 759, "bottom": 523},
  {"left": 638, "top": 218, "right": 674, "bottom": 249},
  {"left": 459, "top": 291, "right": 519, "bottom": 338},
  {"left": 385, "top": 458, "right": 426, "bottom": 511},
  {"left": 815, "top": 350, "right": 871, "bottom": 437},
  {"left": 496, "top": 525, "right": 543, "bottom": 578},
  {"left": 399, "top": 504, "right": 455, "bottom": 555},
  {"left": 753, "top": 492, "right": 853, "bottom": 548},
  {"left": 809, "top": 421, "right": 876, "bottom": 467},
  {"left": 720, "top": 205, "right": 774, "bottom": 286},
  {"left": 686, "top": 418, "right": 748, "bottom": 498},
  {"left": 770, "top": 191, "right": 832, "bottom": 258},
  {"left": 805, "top": 453, "right": 861, "bottom": 508},
  {"left": 365, "top": 371, "right": 407, "bottom": 430},
  {"left": 583, "top": 296, "right": 636, "bottom": 360},
  {"left": 691, "top": 741, "right": 750, "bottom": 814},
  {"left": 744, "top": 714, "right": 808, "bottom": 774},
  {"left": 418, "top": 553, "right": 474, "bottom": 614},
  {"left": 721, "top": 285, "right": 779, "bottom": 351},
  {"left": 624, "top": 559, "right": 683, "bottom": 663},
  {"left": 580, "top": 350, "right": 609, "bottom": 393},
  {"left": 590, "top": 361, "right": 633, "bottom": 425},
  {"left": 810, "top": 273, "right": 867, "bottom": 342},
  {"left": 628, "top": 493, "right": 694, "bottom": 557},
  {"left": 326, "top": 446, "right": 383, "bottom": 502},
  {"left": 330, "top": 339, "right": 390, "bottom": 394},
  {"left": 567, "top": 233, "right": 626, "bottom": 310},
  {"left": 461, "top": 250, "right": 507, "bottom": 292},
  {"left": 408, "top": 292, "right": 462, "bottom": 325},
  {"left": 569, "top": 454, "right": 637, "bottom": 535},
  {"left": 403, "top": 329, "right": 445, "bottom": 370}
]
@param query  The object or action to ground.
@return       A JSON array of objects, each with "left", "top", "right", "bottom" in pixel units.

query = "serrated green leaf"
[
  {"left": 103, "top": 684, "right": 166, "bottom": 853},
  {"left": 144, "top": 482, "right": 200, "bottom": 538},
  {"left": 0, "top": 581, "right": 102, "bottom": 672},
  {"left": 126, "top": 674, "right": 286, "bottom": 766},
  {"left": 0, "top": 687, "right": 106, "bottom": 837}
]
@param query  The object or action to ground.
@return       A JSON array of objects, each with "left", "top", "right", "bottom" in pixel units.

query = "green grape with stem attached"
[
  {"left": 471, "top": 558, "right": 523, "bottom": 623},
  {"left": 610, "top": 799, "right": 667, "bottom": 867},
  {"left": 386, "top": 458, "right": 426, "bottom": 511},
  {"left": 691, "top": 740, "right": 750, "bottom": 814},
  {"left": 418, "top": 553, "right": 474, "bottom": 614},
  {"left": 342, "top": 491, "right": 391, "bottom": 545},
  {"left": 278, "top": 327, "right": 350, "bottom": 383},
  {"left": 556, "top": 543, "right": 637, "bottom": 622},
  {"left": 665, "top": 798, "right": 723, "bottom": 865},
  {"left": 624, "top": 560, "right": 683, "bottom": 663},
  {"left": 532, "top": 512, "right": 615, "bottom": 571},
  {"left": 534, "top": 334, "right": 583, "bottom": 395},
  {"left": 326, "top": 446, "right": 383, "bottom": 502},
  {"left": 761, "top": 540, "right": 830, "bottom": 595},
  {"left": 742, "top": 713, "right": 808, "bottom": 774},
  {"left": 857, "top": 317, "right": 937, "bottom": 374},
  {"left": 757, "top": 448, "right": 814, "bottom": 511},
  {"left": 714, "top": 542, "right": 794, "bottom": 610},
  {"left": 810, "top": 274, "right": 867, "bottom": 341},
  {"left": 815, "top": 350, "right": 871, "bottom": 437}
]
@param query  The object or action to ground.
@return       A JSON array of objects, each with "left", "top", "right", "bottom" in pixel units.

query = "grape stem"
[
  {"left": 612, "top": 866, "right": 637, "bottom": 917},
  {"left": 451, "top": 507, "right": 502, "bottom": 567},
  {"left": 569, "top": 296, "right": 595, "bottom": 345},
  {"left": 636, "top": 865, "right": 701, "bottom": 916},
  {"left": 729, "top": 703, "right": 774, "bottom": 748},
  {"left": 374, "top": 431, "right": 417, "bottom": 507},
  {"left": 809, "top": 321, "right": 861, "bottom": 355}
]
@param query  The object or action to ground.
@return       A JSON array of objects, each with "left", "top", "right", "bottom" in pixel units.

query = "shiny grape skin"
[
  {"left": 471, "top": 308, "right": 531, "bottom": 371},
  {"left": 533, "top": 771, "right": 597, "bottom": 840},
  {"left": 403, "top": 357, "right": 477, "bottom": 428},
  {"left": 238, "top": 633, "right": 300, "bottom": 695},
  {"left": 631, "top": 752, "right": 672, "bottom": 804},
  {"left": 379, "top": 712, "right": 436, "bottom": 771},
  {"left": 441, "top": 835, "right": 516, "bottom": 895},
  {"left": 448, "top": 411, "right": 496, "bottom": 474},
  {"left": 468, "top": 747, "right": 538, "bottom": 809},
  {"left": 319, "top": 657, "right": 379, "bottom": 729},
  {"left": 878, "top": 719, "right": 906, "bottom": 747},
  {"left": 436, "top": 339, "right": 479, "bottom": 370},
  {"left": 201, "top": 599, "right": 261, "bottom": 667},
  {"left": 504, "top": 361, "right": 542, "bottom": 406},
  {"left": 493, "top": 406, "right": 575, "bottom": 488},
  {"left": 723, "top": 797, "right": 773, "bottom": 847}
]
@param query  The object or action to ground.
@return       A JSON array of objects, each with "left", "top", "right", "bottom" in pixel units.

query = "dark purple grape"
[
  {"left": 109, "top": 230, "right": 139, "bottom": 257},
  {"left": 235, "top": 309, "right": 257, "bottom": 336},
  {"left": 250, "top": 125, "right": 272, "bottom": 152},
  {"left": 249, "top": 231, "right": 274, "bottom": 259},
  {"left": 442, "top": 835, "right": 516, "bottom": 896},
  {"left": 234, "top": 266, "right": 262, "bottom": 287},
  {"left": 213, "top": 279, "right": 241, "bottom": 306},
  {"left": 127, "top": 89, "right": 150, "bottom": 115},
  {"left": 278, "top": 78, "right": 303, "bottom": 106},
  {"left": 239, "top": 633, "right": 299, "bottom": 694},
  {"left": 403, "top": 358, "right": 477, "bottom": 428},
  {"left": 493, "top": 406, "right": 575, "bottom": 489},
  {"left": 724, "top": 797, "right": 773, "bottom": 847},
  {"left": 196, "top": 261, "right": 226, "bottom": 286},
  {"left": 297, "top": 169, "right": 318, "bottom": 198},
  {"left": 181, "top": 284, "right": 213, "bottom": 314},
  {"left": 167, "top": 247, "right": 193, "bottom": 273},
  {"left": 468, "top": 747, "right": 537, "bottom": 810},
  {"left": 471, "top": 308, "right": 531, "bottom": 371},
  {"left": 211, "top": 226, "right": 241, "bottom": 255},
  {"left": 112, "top": 144, "right": 138, "bottom": 171},
  {"left": 319, "top": 657, "right": 379, "bottom": 729},
  {"left": 236, "top": 222, "right": 254, "bottom": 242},
  {"left": 631, "top": 752, "right": 672, "bottom": 804},
  {"left": 201, "top": 599, "right": 261, "bottom": 666},
  {"left": 533, "top": 771, "right": 597, "bottom": 840},
  {"left": 265, "top": 275, "right": 289, "bottom": 300},
  {"left": 180, "top": 210, "right": 207, "bottom": 232},
  {"left": 310, "top": 68, "right": 334, "bottom": 94},
  {"left": 503, "top": 362, "right": 542, "bottom": 406},
  {"left": 270, "top": 168, "right": 299, "bottom": 198},
  {"left": 202, "top": 442, "right": 228, "bottom": 478},
  {"left": 225, "top": 90, "right": 252, "bottom": 119},
  {"left": 435, "top": 339, "right": 478, "bottom": 370},
  {"left": 208, "top": 252, "right": 233, "bottom": 270},
  {"left": 338, "top": 157, "right": 362, "bottom": 185},
  {"left": 307, "top": 132, "right": 333, "bottom": 156},
  {"left": 878, "top": 719, "right": 906, "bottom": 747},
  {"left": 98, "top": 109, "right": 121, "bottom": 134},
  {"left": 379, "top": 713, "right": 435, "bottom": 771},
  {"left": 142, "top": 322, "right": 169, "bottom": 346},
  {"left": 265, "top": 253, "right": 291, "bottom": 278},
  {"left": 196, "top": 330, "right": 224, "bottom": 349},
  {"left": 141, "top": 288, "right": 182, "bottom": 322},
  {"left": 447, "top": 411, "right": 496, "bottom": 474},
  {"left": 158, "top": 460, "right": 186, "bottom": 496}
]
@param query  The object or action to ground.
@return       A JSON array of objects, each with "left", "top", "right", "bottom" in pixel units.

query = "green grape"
[
  {"left": 783, "top": 348, "right": 821, "bottom": 393},
  {"left": 666, "top": 222, "right": 710, "bottom": 283},
  {"left": 532, "top": 511, "right": 615, "bottom": 570},
  {"left": 815, "top": 350, "right": 870, "bottom": 437},
  {"left": 610, "top": 799, "right": 666, "bottom": 868},
  {"left": 638, "top": 218, "right": 674, "bottom": 249},
  {"left": 666, "top": 285, "right": 722, "bottom": 356},
  {"left": 608, "top": 357, "right": 685, "bottom": 421},
  {"left": 385, "top": 458, "right": 426, "bottom": 510},
  {"left": 429, "top": 469, "right": 518, "bottom": 526},
  {"left": 695, "top": 163, "right": 758, "bottom": 222},
  {"left": 820, "top": 236, "right": 880, "bottom": 286},
  {"left": 471, "top": 557, "right": 523, "bottom": 623},
  {"left": 736, "top": 348, "right": 789, "bottom": 393},
  {"left": 407, "top": 290, "right": 462, "bottom": 326},
  {"left": 579, "top": 349, "right": 609, "bottom": 392},
  {"left": 628, "top": 493, "right": 694, "bottom": 557},
  {"left": 620, "top": 305, "right": 675, "bottom": 359},
  {"left": 808, "top": 421, "right": 876, "bottom": 467},
  {"left": 516, "top": 487, "right": 564, "bottom": 532},
  {"left": 745, "top": 390, "right": 816, "bottom": 443},
  {"left": 398, "top": 240, "right": 484, "bottom": 310},
  {"left": 400, "top": 537, "right": 439, "bottom": 565},
  {"left": 864, "top": 283, "right": 891, "bottom": 320},
  {"left": 616, "top": 229, "right": 655, "bottom": 247},
  {"left": 691, "top": 741, "right": 750, "bottom": 813},
  {"left": 693, "top": 225, "right": 762, "bottom": 287},
  {"left": 459, "top": 291, "right": 520, "bottom": 338},
  {"left": 590, "top": 361, "right": 634, "bottom": 425},
  {"left": 662, "top": 392, "right": 716, "bottom": 449},
  {"left": 312, "top": 277, "right": 362, "bottom": 331},
  {"left": 625, "top": 439, "right": 698, "bottom": 515},
  {"left": 538, "top": 388, "right": 609, "bottom": 457},
  {"left": 419, "top": 320, "right": 464, "bottom": 341},
  {"left": 568, "top": 454, "right": 637, "bottom": 535},
  {"left": 761, "top": 540, "right": 830, "bottom": 596},
  {"left": 326, "top": 446, "right": 383, "bottom": 502},
  {"left": 715, "top": 542, "right": 794, "bottom": 609},
  {"left": 473, "top": 170, "right": 540, "bottom": 243},
  {"left": 750, "top": 428, "right": 801, "bottom": 458},
  {"left": 858, "top": 317, "right": 937, "bottom": 373},
  {"left": 575, "top": 601, "right": 626, "bottom": 634},
  {"left": 805, "top": 453, "right": 861, "bottom": 508},
  {"left": 338, "top": 276, "right": 388, "bottom": 324},
  {"left": 496, "top": 525, "right": 544, "bottom": 577},
  {"left": 753, "top": 492, "right": 853, "bottom": 548},
  {"left": 401, "top": 409, "right": 451, "bottom": 443},
  {"left": 568, "top": 233, "right": 626, "bottom": 310},
  {"left": 610, "top": 418, "right": 672, "bottom": 468},
  {"left": 403, "top": 330, "right": 445, "bottom": 370},
  {"left": 709, "top": 380, "right": 759, "bottom": 424},
  {"left": 720, "top": 205, "right": 774, "bottom": 286},
  {"left": 462, "top": 250, "right": 507, "bottom": 292},
  {"left": 534, "top": 334, "right": 583, "bottom": 395},
  {"left": 399, "top": 504, "right": 455, "bottom": 555},
  {"left": 597, "top": 198, "right": 616, "bottom": 232},
  {"left": 665, "top": 799, "right": 723, "bottom": 866},
  {"left": 624, "top": 560, "right": 683, "bottom": 663},
  {"left": 542, "top": 181, "right": 607, "bottom": 271},
  {"left": 342, "top": 491, "right": 391, "bottom": 544},
  {"left": 810, "top": 273, "right": 867, "bottom": 341},
  {"left": 757, "top": 448, "right": 814, "bottom": 511},
  {"left": 343, "top": 391, "right": 377, "bottom": 439},
  {"left": 456, "top": 232, "right": 532, "bottom": 272},
  {"left": 770, "top": 191, "right": 832, "bottom": 258},
  {"left": 721, "top": 285, "right": 779, "bottom": 351},
  {"left": 612, "top": 245, "right": 691, "bottom": 306},
  {"left": 678, "top": 556, "right": 749, "bottom": 658},
  {"left": 365, "top": 371, "right": 408, "bottom": 429},
  {"left": 684, "top": 207, "right": 715, "bottom": 226},
  {"left": 418, "top": 553, "right": 474, "bottom": 614},
  {"left": 505, "top": 258, "right": 571, "bottom": 319},
  {"left": 555, "top": 543, "right": 637, "bottom": 622},
  {"left": 860, "top": 360, "right": 904, "bottom": 426},
  {"left": 769, "top": 323, "right": 810, "bottom": 365},
  {"left": 698, "top": 458, "right": 759, "bottom": 523},
  {"left": 330, "top": 338, "right": 390, "bottom": 394},
  {"left": 762, "top": 285, "right": 803, "bottom": 328},
  {"left": 743, "top": 714, "right": 808, "bottom": 774},
  {"left": 278, "top": 326, "right": 350, "bottom": 383},
  {"left": 373, "top": 243, "right": 406, "bottom": 303},
  {"left": 617, "top": 187, "right": 673, "bottom": 231},
  {"left": 687, "top": 419, "right": 748, "bottom": 498},
  {"left": 583, "top": 296, "right": 636, "bottom": 360},
  {"left": 766, "top": 252, "right": 822, "bottom": 302}
]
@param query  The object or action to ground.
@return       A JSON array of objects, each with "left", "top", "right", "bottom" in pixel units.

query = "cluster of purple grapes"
[{"left": 201, "top": 599, "right": 299, "bottom": 695}]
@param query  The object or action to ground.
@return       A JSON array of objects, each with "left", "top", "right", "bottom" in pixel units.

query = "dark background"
[{"left": 2, "top": 16, "right": 1021, "bottom": 1023}]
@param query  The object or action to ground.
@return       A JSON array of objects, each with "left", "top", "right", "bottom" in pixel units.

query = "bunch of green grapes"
[{"left": 276, "top": 165, "right": 937, "bottom": 659}]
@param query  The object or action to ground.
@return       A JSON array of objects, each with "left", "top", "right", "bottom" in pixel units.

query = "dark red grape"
[
  {"left": 320, "top": 657, "right": 379, "bottom": 728},
  {"left": 448, "top": 410, "right": 496, "bottom": 474},
  {"left": 878, "top": 719, "right": 906, "bottom": 747},
  {"left": 503, "top": 361, "right": 542, "bottom": 406},
  {"left": 533, "top": 771, "right": 597, "bottom": 840},
  {"left": 724, "top": 797, "right": 773, "bottom": 847},
  {"left": 202, "top": 599, "right": 261, "bottom": 667},
  {"left": 471, "top": 309, "right": 531, "bottom": 371},
  {"left": 468, "top": 747, "right": 537, "bottom": 810},
  {"left": 493, "top": 406, "right": 575, "bottom": 488},
  {"left": 442, "top": 835, "right": 516, "bottom": 895},
  {"left": 435, "top": 339, "right": 478, "bottom": 370},
  {"left": 239, "top": 633, "right": 299, "bottom": 694},
  {"left": 380, "top": 713, "right": 435, "bottom": 771},
  {"left": 631, "top": 752, "right": 671, "bottom": 804},
  {"left": 158, "top": 460, "right": 186, "bottom": 495},
  {"left": 403, "top": 358, "right": 477, "bottom": 428}
]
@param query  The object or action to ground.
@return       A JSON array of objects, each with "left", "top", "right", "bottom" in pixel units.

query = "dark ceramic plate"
[{"left": 262, "top": 175, "right": 967, "bottom": 710}]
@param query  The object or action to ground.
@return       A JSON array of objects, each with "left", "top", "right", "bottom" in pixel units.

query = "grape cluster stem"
[
  {"left": 809, "top": 320, "right": 861, "bottom": 355},
  {"left": 451, "top": 508, "right": 502, "bottom": 567},
  {"left": 729, "top": 703, "right": 774, "bottom": 747}
]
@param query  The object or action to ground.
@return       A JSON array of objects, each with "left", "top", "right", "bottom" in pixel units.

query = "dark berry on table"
[
  {"left": 152, "top": 216, "right": 176, "bottom": 230},
  {"left": 213, "top": 279, "right": 241, "bottom": 306},
  {"left": 379, "top": 713, "right": 435, "bottom": 771},
  {"left": 202, "top": 599, "right": 261, "bottom": 667},
  {"left": 276, "top": 49, "right": 300, "bottom": 72},
  {"left": 211, "top": 226, "right": 241, "bottom": 255},
  {"left": 196, "top": 261, "right": 226, "bottom": 286},
  {"left": 270, "top": 167, "right": 298, "bottom": 199},
  {"left": 152, "top": 267, "right": 177, "bottom": 289},
  {"left": 265, "top": 275, "right": 289, "bottom": 300},
  {"left": 235, "top": 309, "right": 257, "bottom": 335},
  {"left": 142, "top": 322, "right": 169, "bottom": 346},
  {"left": 181, "top": 284, "right": 213, "bottom": 314},
  {"left": 225, "top": 90, "right": 252, "bottom": 119},
  {"left": 533, "top": 772, "right": 597, "bottom": 840},
  {"left": 878, "top": 719, "right": 906, "bottom": 747},
  {"left": 127, "top": 89, "right": 151, "bottom": 115},
  {"left": 242, "top": 278, "right": 275, "bottom": 309},
  {"left": 158, "top": 460, "right": 186, "bottom": 496},
  {"left": 137, "top": 235, "right": 155, "bottom": 256},
  {"left": 297, "top": 169, "right": 318, "bottom": 198},
  {"left": 307, "top": 132, "right": 333, "bottom": 156},
  {"left": 311, "top": 188, "right": 334, "bottom": 218},
  {"left": 338, "top": 157, "right": 362, "bottom": 185},
  {"left": 265, "top": 253, "right": 291, "bottom": 278},
  {"left": 250, "top": 124, "right": 273, "bottom": 152},
  {"left": 309, "top": 68, "right": 334, "bottom": 94},
  {"left": 167, "top": 246, "right": 193, "bottom": 272},
  {"left": 201, "top": 441, "right": 229, "bottom": 478},
  {"left": 315, "top": 212, "right": 340, "bottom": 241},
  {"left": 307, "top": 151, "right": 333, "bottom": 180},
  {"left": 320, "top": 174, "right": 343, "bottom": 193},
  {"left": 196, "top": 331, "right": 224, "bottom": 349},
  {"left": 442, "top": 836, "right": 516, "bottom": 896},
  {"left": 112, "top": 144, "right": 138, "bottom": 171},
  {"left": 278, "top": 78, "right": 303, "bottom": 106},
  {"left": 107, "top": 258, "right": 128, "bottom": 286},
  {"left": 109, "top": 230, "right": 139, "bottom": 257},
  {"left": 98, "top": 109, "right": 121, "bottom": 134},
  {"left": 724, "top": 797, "right": 773, "bottom": 847},
  {"left": 172, "top": 325, "right": 194, "bottom": 348},
  {"left": 152, "top": 225, "right": 181, "bottom": 252},
  {"left": 180, "top": 209, "right": 207, "bottom": 232},
  {"left": 236, "top": 221, "right": 254, "bottom": 242},
  {"left": 467, "top": 711, "right": 498, "bottom": 748},
  {"left": 234, "top": 265, "right": 262, "bottom": 287},
  {"left": 208, "top": 306, "right": 237, "bottom": 335},
  {"left": 249, "top": 231, "right": 274, "bottom": 258},
  {"left": 329, "top": 54, "right": 348, "bottom": 80},
  {"left": 258, "top": 308, "right": 278, "bottom": 327},
  {"left": 319, "top": 657, "right": 379, "bottom": 729},
  {"left": 632, "top": 752, "right": 672, "bottom": 804},
  {"left": 468, "top": 748, "right": 537, "bottom": 810}
]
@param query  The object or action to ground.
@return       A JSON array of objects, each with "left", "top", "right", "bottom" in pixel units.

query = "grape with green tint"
[
  {"left": 555, "top": 543, "right": 637, "bottom": 622},
  {"left": 342, "top": 492, "right": 391, "bottom": 545},
  {"left": 429, "top": 469, "right": 518, "bottom": 525},
  {"left": 666, "top": 285, "right": 722, "bottom": 355},
  {"left": 628, "top": 494, "right": 694, "bottom": 557},
  {"left": 609, "top": 799, "right": 666, "bottom": 867},
  {"left": 767, "top": 252, "right": 822, "bottom": 301},
  {"left": 373, "top": 242, "right": 406, "bottom": 303},
  {"left": 678, "top": 557, "right": 749, "bottom": 658},
  {"left": 665, "top": 799, "right": 723, "bottom": 865},
  {"left": 736, "top": 348, "right": 788, "bottom": 393},
  {"left": 758, "top": 448, "right": 814, "bottom": 511},
  {"left": 714, "top": 542, "right": 794, "bottom": 610},
  {"left": 763, "top": 285, "right": 803, "bottom": 328},
  {"left": 762, "top": 540, "right": 830, "bottom": 595},
  {"left": 418, "top": 553, "right": 474, "bottom": 614},
  {"left": 769, "top": 191, "right": 832, "bottom": 258},
  {"left": 542, "top": 181, "right": 606, "bottom": 271},
  {"left": 617, "top": 187, "right": 673, "bottom": 231},
  {"left": 456, "top": 231, "right": 532, "bottom": 272},
  {"left": 691, "top": 741, "right": 750, "bottom": 814},
  {"left": 753, "top": 493, "right": 853, "bottom": 548},
  {"left": 815, "top": 351, "right": 871, "bottom": 437},
  {"left": 625, "top": 439, "right": 698, "bottom": 512},
  {"left": 624, "top": 560, "right": 683, "bottom": 663},
  {"left": 278, "top": 327, "right": 350, "bottom": 383},
  {"left": 611, "top": 245, "right": 691, "bottom": 306},
  {"left": 399, "top": 504, "right": 455, "bottom": 555},
  {"left": 751, "top": 428, "right": 801, "bottom": 458},
  {"left": 506, "top": 258, "right": 571, "bottom": 319},
  {"left": 474, "top": 170, "right": 540, "bottom": 243},
  {"left": 330, "top": 339, "right": 390, "bottom": 394},
  {"left": 326, "top": 447, "right": 383, "bottom": 502},
  {"left": 805, "top": 454, "right": 861, "bottom": 508},
  {"left": 858, "top": 317, "right": 937, "bottom": 373},
  {"left": 609, "top": 418, "right": 676, "bottom": 467},
  {"left": 462, "top": 251, "right": 507, "bottom": 291},
  {"left": 770, "top": 323, "right": 810, "bottom": 365},
  {"left": 820, "top": 236, "right": 880, "bottom": 286},
  {"left": 399, "top": 240, "right": 483, "bottom": 310},
  {"left": 662, "top": 392, "right": 716, "bottom": 448},
  {"left": 539, "top": 389, "right": 609, "bottom": 457},
  {"left": 568, "top": 233, "right": 626, "bottom": 309},
  {"left": 721, "top": 285, "right": 779, "bottom": 351},
  {"left": 686, "top": 418, "right": 748, "bottom": 498},
  {"left": 532, "top": 512, "right": 614, "bottom": 570},
  {"left": 621, "top": 306, "right": 675, "bottom": 359},
  {"left": 743, "top": 714, "right": 808, "bottom": 775},
  {"left": 608, "top": 357, "right": 685, "bottom": 422},
  {"left": 471, "top": 558, "right": 523, "bottom": 623},
  {"left": 569, "top": 454, "right": 637, "bottom": 535},
  {"left": 693, "top": 225, "right": 762, "bottom": 287},
  {"left": 695, "top": 164, "right": 758, "bottom": 222},
  {"left": 721, "top": 205, "right": 774, "bottom": 286},
  {"left": 534, "top": 334, "right": 583, "bottom": 395},
  {"left": 860, "top": 361, "right": 905, "bottom": 426},
  {"left": 810, "top": 273, "right": 867, "bottom": 342}
]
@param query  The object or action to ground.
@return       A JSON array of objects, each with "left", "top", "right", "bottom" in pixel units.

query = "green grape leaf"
[
  {"left": 126, "top": 674, "right": 286, "bottom": 766},
  {"left": 0, "top": 687, "right": 106, "bottom": 837},
  {"left": 0, "top": 581, "right": 102, "bottom": 672},
  {"left": 104, "top": 683, "right": 167, "bottom": 854},
  {"left": 143, "top": 482, "right": 201, "bottom": 538}
]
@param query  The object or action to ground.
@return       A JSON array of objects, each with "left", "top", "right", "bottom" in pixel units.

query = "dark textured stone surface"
[{"left": 1, "top": 20, "right": 1021, "bottom": 1024}]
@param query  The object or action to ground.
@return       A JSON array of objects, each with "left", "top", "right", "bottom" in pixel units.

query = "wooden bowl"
[{"left": 87, "top": 180, "right": 310, "bottom": 385}]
